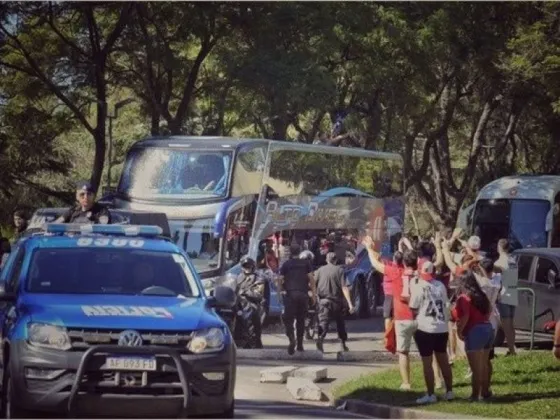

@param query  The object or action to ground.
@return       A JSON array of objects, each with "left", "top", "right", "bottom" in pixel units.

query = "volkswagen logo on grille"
[{"left": 118, "top": 330, "right": 143, "bottom": 347}]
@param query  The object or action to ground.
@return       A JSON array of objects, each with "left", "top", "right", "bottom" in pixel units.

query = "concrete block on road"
[
  {"left": 286, "top": 377, "right": 323, "bottom": 401},
  {"left": 260, "top": 366, "right": 297, "bottom": 383},
  {"left": 291, "top": 366, "right": 328, "bottom": 383}
]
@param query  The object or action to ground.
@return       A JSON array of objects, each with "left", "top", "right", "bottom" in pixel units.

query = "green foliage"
[
  {"left": 333, "top": 351, "right": 560, "bottom": 419},
  {"left": 1, "top": 2, "right": 559, "bottom": 229}
]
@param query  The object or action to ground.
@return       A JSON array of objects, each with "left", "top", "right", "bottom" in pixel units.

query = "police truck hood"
[{"left": 23, "top": 293, "right": 221, "bottom": 331}]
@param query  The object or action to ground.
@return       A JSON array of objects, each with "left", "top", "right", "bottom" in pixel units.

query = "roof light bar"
[{"left": 44, "top": 224, "right": 163, "bottom": 237}]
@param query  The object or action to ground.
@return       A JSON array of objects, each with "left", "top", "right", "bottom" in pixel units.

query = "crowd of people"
[
  {"left": 3, "top": 180, "right": 560, "bottom": 381},
  {"left": 362, "top": 229, "right": 520, "bottom": 404}
]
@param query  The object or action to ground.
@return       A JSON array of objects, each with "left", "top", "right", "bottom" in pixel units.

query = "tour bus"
[
  {"left": 104, "top": 136, "right": 405, "bottom": 317},
  {"left": 458, "top": 175, "right": 560, "bottom": 257}
]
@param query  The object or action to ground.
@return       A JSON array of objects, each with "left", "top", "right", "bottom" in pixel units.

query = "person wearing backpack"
[
  {"left": 409, "top": 261, "right": 454, "bottom": 404},
  {"left": 392, "top": 249, "right": 420, "bottom": 390}
]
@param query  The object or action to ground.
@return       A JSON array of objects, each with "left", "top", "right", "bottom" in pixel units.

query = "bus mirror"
[
  {"left": 263, "top": 184, "right": 278, "bottom": 203},
  {"left": 547, "top": 269, "right": 559, "bottom": 289},
  {"left": 545, "top": 207, "right": 554, "bottom": 232}
]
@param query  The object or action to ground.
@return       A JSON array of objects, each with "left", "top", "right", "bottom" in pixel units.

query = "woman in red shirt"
[{"left": 451, "top": 271, "right": 493, "bottom": 402}]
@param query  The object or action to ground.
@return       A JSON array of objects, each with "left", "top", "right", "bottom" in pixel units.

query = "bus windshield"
[
  {"left": 473, "top": 199, "right": 549, "bottom": 252},
  {"left": 118, "top": 147, "right": 232, "bottom": 200}
]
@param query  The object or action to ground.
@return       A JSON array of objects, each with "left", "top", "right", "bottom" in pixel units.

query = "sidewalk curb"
[
  {"left": 237, "top": 349, "right": 420, "bottom": 362},
  {"left": 333, "top": 398, "right": 487, "bottom": 419}
]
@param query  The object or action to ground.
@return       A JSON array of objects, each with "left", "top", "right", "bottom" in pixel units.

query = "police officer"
[
  {"left": 56, "top": 181, "right": 112, "bottom": 224},
  {"left": 237, "top": 256, "right": 265, "bottom": 348},
  {"left": 314, "top": 252, "right": 355, "bottom": 353},
  {"left": 278, "top": 244, "right": 316, "bottom": 355}
]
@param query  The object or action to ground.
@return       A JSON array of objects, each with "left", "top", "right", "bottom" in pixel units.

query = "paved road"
[
  {"left": 234, "top": 399, "right": 370, "bottom": 418},
  {"left": 234, "top": 341, "right": 390, "bottom": 419}
]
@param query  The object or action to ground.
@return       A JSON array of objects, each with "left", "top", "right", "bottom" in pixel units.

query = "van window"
[
  {"left": 517, "top": 255, "right": 533, "bottom": 281},
  {"left": 535, "top": 257, "right": 558, "bottom": 285}
]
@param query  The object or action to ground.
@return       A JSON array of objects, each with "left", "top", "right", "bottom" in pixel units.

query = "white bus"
[{"left": 459, "top": 175, "right": 560, "bottom": 256}]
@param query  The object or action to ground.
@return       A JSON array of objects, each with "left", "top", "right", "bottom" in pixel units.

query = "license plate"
[{"left": 105, "top": 356, "right": 157, "bottom": 371}]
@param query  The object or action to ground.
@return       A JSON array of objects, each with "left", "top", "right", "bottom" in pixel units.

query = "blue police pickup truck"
[{"left": 0, "top": 224, "right": 236, "bottom": 418}]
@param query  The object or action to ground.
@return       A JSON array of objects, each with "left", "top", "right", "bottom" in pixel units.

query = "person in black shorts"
[
  {"left": 409, "top": 261, "right": 454, "bottom": 404},
  {"left": 56, "top": 181, "right": 112, "bottom": 224},
  {"left": 278, "top": 244, "right": 316, "bottom": 355}
]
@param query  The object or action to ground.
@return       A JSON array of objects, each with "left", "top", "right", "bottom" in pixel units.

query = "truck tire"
[{"left": 2, "top": 366, "right": 37, "bottom": 418}]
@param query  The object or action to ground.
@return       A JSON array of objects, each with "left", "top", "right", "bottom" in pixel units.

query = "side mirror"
[
  {"left": 0, "top": 283, "right": 16, "bottom": 302},
  {"left": 547, "top": 269, "right": 559, "bottom": 289},
  {"left": 207, "top": 285, "right": 236, "bottom": 309}
]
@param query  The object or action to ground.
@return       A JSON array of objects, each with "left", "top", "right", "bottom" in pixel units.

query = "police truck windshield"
[
  {"left": 26, "top": 248, "right": 201, "bottom": 297},
  {"left": 169, "top": 218, "right": 221, "bottom": 273},
  {"left": 118, "top": 147, "right": 232, "bottom": 200}
]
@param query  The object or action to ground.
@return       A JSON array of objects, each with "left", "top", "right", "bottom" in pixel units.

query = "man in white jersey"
[{"left": 409, "top": 261, "right": 454, "bottom": 404}]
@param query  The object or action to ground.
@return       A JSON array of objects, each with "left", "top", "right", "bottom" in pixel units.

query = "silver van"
[{"left": 510, "top": 248, "right": 560, "bottom": 335}]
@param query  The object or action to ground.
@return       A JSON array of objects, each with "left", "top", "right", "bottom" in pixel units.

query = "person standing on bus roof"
[{"left": 277, "top": 244, "right": 316, "bottom": 355}]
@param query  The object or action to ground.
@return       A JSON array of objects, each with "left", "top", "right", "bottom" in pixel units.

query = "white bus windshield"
[
  {"left": 118, "top": 147, "right": 232, "bottom": 200},
  {"left": 473, "top": 199, "right": 549, "bottom": 252}
]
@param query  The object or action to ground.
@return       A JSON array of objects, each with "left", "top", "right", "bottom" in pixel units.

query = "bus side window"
[
  {"left": 231, "top": 145, "right": 266, "bottom": 197},
  {"left": 551, "top": 193, "right": 560, "bottom": 248}
]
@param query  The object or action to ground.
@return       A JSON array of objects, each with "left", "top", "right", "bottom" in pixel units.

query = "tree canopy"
[{"left": 0, "top": 1, "right": 558, "bottom": 232}]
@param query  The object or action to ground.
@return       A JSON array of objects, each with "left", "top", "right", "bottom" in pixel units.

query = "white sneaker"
[
  {"left": 443, "top": 391, "right": 455, "bottom": 401},
  {"left": 399, "top": 383, "right": 411, "bottom": 391},
  {"left": 416, "top": 394, "right": 437, "bottom": 405}
]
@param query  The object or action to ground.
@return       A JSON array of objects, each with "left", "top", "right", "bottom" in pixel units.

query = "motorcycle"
[
  {"left": 216, "top": 272, "right": 264, "bottom": 349},
  {"left": 231, "top": 291, "right": 263, "bottom": 349}
]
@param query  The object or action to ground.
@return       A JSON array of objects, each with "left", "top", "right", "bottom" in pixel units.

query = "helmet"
[
  {"left": 240, "top": 255, "right": 256, "bottom": 270},
  {"left": 299, "top": 250, "right": 314, "bottom": 261}
]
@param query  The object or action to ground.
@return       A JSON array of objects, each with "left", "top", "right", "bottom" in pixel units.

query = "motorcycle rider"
[
  {"left": 56, "top": 181, "right": 112, "bottom": 224},
  {"left": 236, "top": 256, "right": 265, "bottom": 349}
]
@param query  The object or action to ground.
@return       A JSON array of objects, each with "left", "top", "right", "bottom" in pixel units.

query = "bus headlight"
[
  {"left": 27, "top": 323, "right": 71, "bottom": 351},
  {"left": 187, "top": 328, "right": 225, "bottom": 353}
]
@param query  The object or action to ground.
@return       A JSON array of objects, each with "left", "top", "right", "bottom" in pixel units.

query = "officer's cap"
[{"left": 76, "top": 180, "right": 95, "bottom": 194}]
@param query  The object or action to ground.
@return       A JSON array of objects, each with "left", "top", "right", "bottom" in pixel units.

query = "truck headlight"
[
  {"left": 27, "top": 323, "right": 71, "bottom": 351},
  {"left": 187, "top": 327, "right": 225, "bottom": 354}
]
